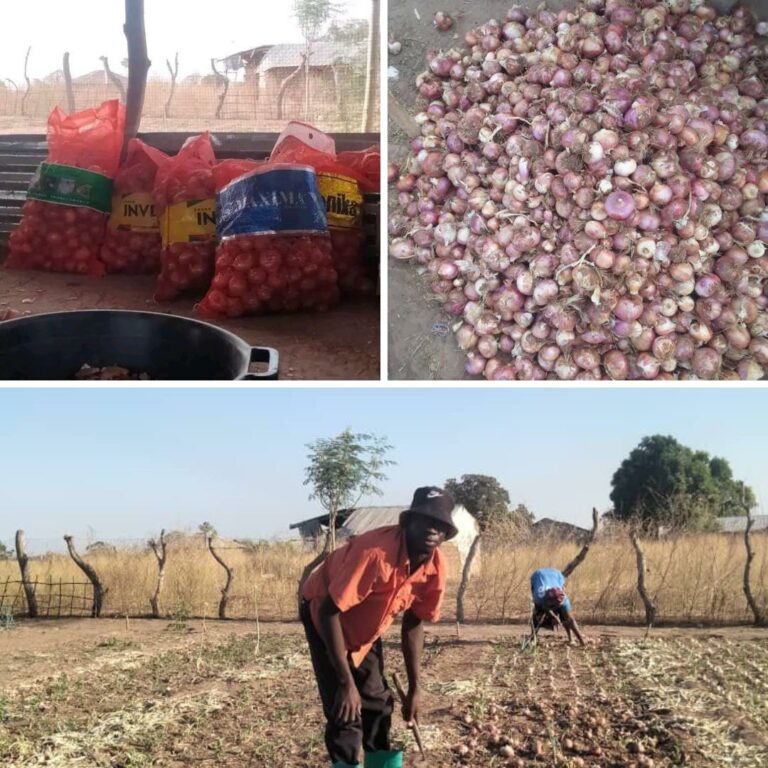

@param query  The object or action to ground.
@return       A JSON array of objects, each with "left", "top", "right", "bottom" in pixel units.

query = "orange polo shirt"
[{"left": 301, "top": 525, "right": 447, "bottom": 667}]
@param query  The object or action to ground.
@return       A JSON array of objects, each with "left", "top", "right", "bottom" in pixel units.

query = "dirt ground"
[
  {"left": 1, "top": 618, "right": 767, "bottom": 767},
  {"left": 0, "top": 267, "right": 380, "bottom": 380}
]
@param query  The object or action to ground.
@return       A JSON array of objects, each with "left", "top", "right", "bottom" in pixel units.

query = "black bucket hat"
[{"left": 399, "top": 486, "right": 459, "bottom": 540}]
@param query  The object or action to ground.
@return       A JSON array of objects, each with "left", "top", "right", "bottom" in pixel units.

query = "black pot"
[{"left": 0, "top": 310, "right": 278, "bottom": 380}]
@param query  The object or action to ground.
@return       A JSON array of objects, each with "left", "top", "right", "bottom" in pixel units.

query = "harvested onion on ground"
[{"left": 389, "top": 0, "right": 768, "bottom": 380}]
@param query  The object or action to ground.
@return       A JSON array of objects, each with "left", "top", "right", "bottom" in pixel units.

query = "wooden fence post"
[
  {"left": 164, "top": 53, "right": 178, "bottom": 119},
  {"left": 630, "top": 531, "right": 656, "bottom": 630},
  {"left": 743, "top": 505, "right": 765, "bottom": 626},
  {"left": 562, "top": 508, "right": 600, "bottom": 578},
  {"left": 21, "top": 46, "right": 31, "bottom": 117},
  {"left": 62, "top": 52, "right": 75, "bottom": 113},
  {"left": 207, "top": 535, "right": 233, "bottom": 619},
  {"left": 15, "top": 530, "right": 38, "bottom": 618},
  {"left": 149, "top": 529, "right": 168, "bottom": 618},
  {"left": 456, "top": 534, "right": 481, "bottom": 624},
  {"left": 63, "top": 535, "right": 107, "bottom": 617},
  {"left": 123, "top": 0, "right": 150, "bottom": 159}
]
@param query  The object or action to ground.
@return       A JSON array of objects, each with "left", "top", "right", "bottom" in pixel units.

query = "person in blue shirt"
[{"left": 529, "top": 567, "right": 585, "bottom": 647}]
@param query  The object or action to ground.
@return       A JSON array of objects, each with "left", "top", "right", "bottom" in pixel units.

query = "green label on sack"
[{"left": 27, "top": 162, "right": 113, "bottom": 213}]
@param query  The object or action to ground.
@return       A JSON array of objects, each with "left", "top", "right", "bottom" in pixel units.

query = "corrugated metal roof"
[
  {"left": 716, "top": 515, "right": 768, "bottom": 532},
  {"left": 256, "top": 42, "right": 365, "bottom": 73}
]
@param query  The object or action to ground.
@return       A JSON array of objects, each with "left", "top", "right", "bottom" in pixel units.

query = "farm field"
[{"left": 1, "top": 619, "right": 766, "bottom": 767}]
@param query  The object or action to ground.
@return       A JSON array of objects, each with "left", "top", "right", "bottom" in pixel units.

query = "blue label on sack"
[{"left": 216, "top": 164, "right": 328, "bottom": 238}]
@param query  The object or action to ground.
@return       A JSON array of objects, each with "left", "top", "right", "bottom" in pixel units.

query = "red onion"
[{"left": 605, "top": 190, "right": 636, "bottom": 220}]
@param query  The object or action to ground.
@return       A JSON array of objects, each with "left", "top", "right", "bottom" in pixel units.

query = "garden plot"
[{"left": 0, "top": 620, "right": 766, "bottom": 767}]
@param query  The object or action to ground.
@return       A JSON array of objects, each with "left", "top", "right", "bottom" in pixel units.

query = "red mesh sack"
[
  {"left": 336, "top": 146, "right": 381, "bottom": 193},
  {"left": 197, "top": 162, "right": 338, "bottom": 318},
  {"left": 153, "top": 133, "right": 217, "bottom": 301},
  {"left": 6, "top": 100, "right": 125, "bottom": 275},
  {"left": 100, "top": 139, "right": 168, "bottom": 274},
  {"left": 271, "top": 122, "right": 373, "bottom": 296}
]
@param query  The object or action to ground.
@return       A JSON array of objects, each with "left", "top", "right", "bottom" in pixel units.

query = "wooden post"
[
  {"left": 14, "top": 530, "right": 38, "bottom": 618},
  {"left": 456, "top": 534, "right": 481, "bottom": 624},
  {"left": 21, "top": 46, "right": 31, "bottom": 117},
  {"left": 164, "top": 53, "right": 178, "bottom": 119},
  {"left": 100, "top": 56, "right": 126, "bottom": 102},
  {"left": 64, "top": 535, "right": 108, "bottom": 617},
  {"left": 562, "top": 508, "right": 600, "bottom": 578},
  {"left": 277, "top": 53, "right": 307, "bottom": 121},
  {"left": 123, "top": 0, "right": 151, "bottom": 158},
  {"left": 742, "top": 500, "right": 765, "bottom": 626},
  {"left": 206, "top": 535, "right": 234, "bottom": 619},
  {"left": 630, "top": 531, "right": 655, "bottom": 629},
  {"left": 62, "top": 52, "right": 75, "bottom": 113},
  {"left": 148, "top": 529, "right": 168, "bottom": 618},
  {"left": 211, "top": 58, "right": 229, "bottom": 120},
  {"left": 361, "top": 0, "right": 379, "bottom": 132}
]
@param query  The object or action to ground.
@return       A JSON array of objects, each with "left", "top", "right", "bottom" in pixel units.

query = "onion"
[{"left": 391, "top": 1, "right": 768, "bottom": 381}]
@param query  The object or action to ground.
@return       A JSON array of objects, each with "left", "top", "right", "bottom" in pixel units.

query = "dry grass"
[{"left": 1, "top": 530, "right": 766, "bottom": 624}]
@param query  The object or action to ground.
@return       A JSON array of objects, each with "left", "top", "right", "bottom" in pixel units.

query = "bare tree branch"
[
  {"left": 210, "top": 58, "right": 229, "bottom": 119},
  {"left": 456, "top": 534, "right": 482, "bottom": 624},
  {"left": 742, "top": 496, "right": 765, "bottom": 626},
  {"left": 99, "top": 56, "right": 127, "bottom": 102}
]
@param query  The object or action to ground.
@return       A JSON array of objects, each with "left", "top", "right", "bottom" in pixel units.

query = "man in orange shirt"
[{"left": 300, "top": 486, "right": 458, "bottom": 768}]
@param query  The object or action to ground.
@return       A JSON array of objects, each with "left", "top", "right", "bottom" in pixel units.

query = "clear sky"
[
  {"left": 0, "top": 0, "right": 371, "bottom": 82},
  {"left": 0, "top": 387, "right": 765, "bottom": 554}
]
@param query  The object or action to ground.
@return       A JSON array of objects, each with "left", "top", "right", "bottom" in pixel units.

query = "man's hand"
[
  {"left": 333, "top": 680, "right": 362, "bottom": 724},
  {"left": 402, "top": 687, "right": 421, "bottom": 727}
]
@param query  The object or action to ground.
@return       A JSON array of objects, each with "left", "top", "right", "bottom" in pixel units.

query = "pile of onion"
[{"left": 389, "top": 0, "right": 768, "bottom": 380}]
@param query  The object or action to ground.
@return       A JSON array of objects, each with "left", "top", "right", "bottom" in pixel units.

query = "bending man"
[
  {"left": 530, "top": 567, "right": 585, "bottom": 647},
  {"left": 300, "top": 486, "right": 458, "bottom": 768}
]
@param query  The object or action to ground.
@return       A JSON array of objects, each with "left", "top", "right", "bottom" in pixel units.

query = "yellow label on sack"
[
  {"left": 108, "top": 192, "right": 159, "bottom": 233},
  {"left": 317, "top": 172, "right": 362, "bottom": 231},
  {"left": 161, "top": 199, "right": 216, "bottom": 247}
]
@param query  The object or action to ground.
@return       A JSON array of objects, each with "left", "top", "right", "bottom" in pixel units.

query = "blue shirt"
[{"left": 530, "top": 568, "right": 571, "bottom": 611}]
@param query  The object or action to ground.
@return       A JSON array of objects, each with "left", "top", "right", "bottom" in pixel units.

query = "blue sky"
[{"left": 1, "top": 387, "right": 766, "bottom": 553}]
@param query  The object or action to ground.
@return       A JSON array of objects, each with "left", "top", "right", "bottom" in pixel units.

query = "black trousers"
[{"left": 300, "top": 600, "right": 394, "bottom": 766}]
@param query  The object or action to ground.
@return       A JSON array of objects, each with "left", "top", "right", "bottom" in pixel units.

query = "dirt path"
[{"left": 0, "top": 268, "right": 380, "bottom": 380}]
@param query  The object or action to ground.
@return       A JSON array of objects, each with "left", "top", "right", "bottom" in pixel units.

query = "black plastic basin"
[{"left": 0, "top": 310, "right": 279, "bottom": 380}]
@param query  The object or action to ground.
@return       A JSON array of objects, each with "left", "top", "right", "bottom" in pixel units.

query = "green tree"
[
  {"left": 445, "top": 474, "right": 531, "bottom": 532},
  {"left": 198, "top": 521, "right": 218, "bottom": 538},
  {"left": 609, "top": 435, "right": 756, "bottom": 530},
  {"left": 304, "top": 428, "right": 394, "bottom": 551},
  {"left": 321, "top": 18, "right": 369, "bottom": 42},
  {"left": 0, "top": 541, "right": 13, "bottom": 560},
  {"left": 294, "top": 0, "right": 342, "bottom": 41}
]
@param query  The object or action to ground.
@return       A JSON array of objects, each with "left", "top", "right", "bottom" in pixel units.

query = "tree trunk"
[
  {"left": 64, "top": 535, "right": 107, "bottom": 617},
  {"left": 630, "top": 531, "right": 655, "bottom": 629},
  {"left": 743, "top": 509, "right": 765, "bottom": 626},
  {"left": 211, "top": 58, "right": 229, "bottom": 119},
  {"left": 15, "top": 530, "right": 38, "bottom": 618},
  {"left": 148, "top": 529, "right": 168, "bottom": 618},
  {"left": 277, "top": 53, "right": 307, "bottom": 120},
  {"left": 62, "top": 52, "right": 75, "bottom": 113},
  {"left": 21, "top": 46, "right": 31, "bottom": 117},
  {"left": 164, "top": 53, "right": 178, "bottom": 119},
  {"left": 456, "top": 535, "right": 481, "bottom": 624},
  {"left": 207, "top": 535, "right": 234, "bottom": 619},
  {"left": 100, "top": 56, "right": 127, "bottom": 103},
  {"left": 562, "top": 508, "right": 600, "bottom": 578},
  {"left": 361, "top": 0, "right": 380, "bottom": 132},
  {"left": 123, "top": 0, "right": 151, "bottom": 161}
]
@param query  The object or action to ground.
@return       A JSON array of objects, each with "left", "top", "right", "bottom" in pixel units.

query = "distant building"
[
  {"left": 290, "top": 504, "right": 480, "bottom": 569},
  {"left": 529, "top": 518, "right": 591, "bottom": 543},
  {"left": 716, "top": 515, "right": 768, "bottom": 533}
]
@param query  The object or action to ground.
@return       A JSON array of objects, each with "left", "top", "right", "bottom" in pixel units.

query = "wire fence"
[
  {"left": 0, "top": 576, "right": 94, "bottom": 618},
  {"left": 0, "top": 1, "right": 379, "bottom": 134}
]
